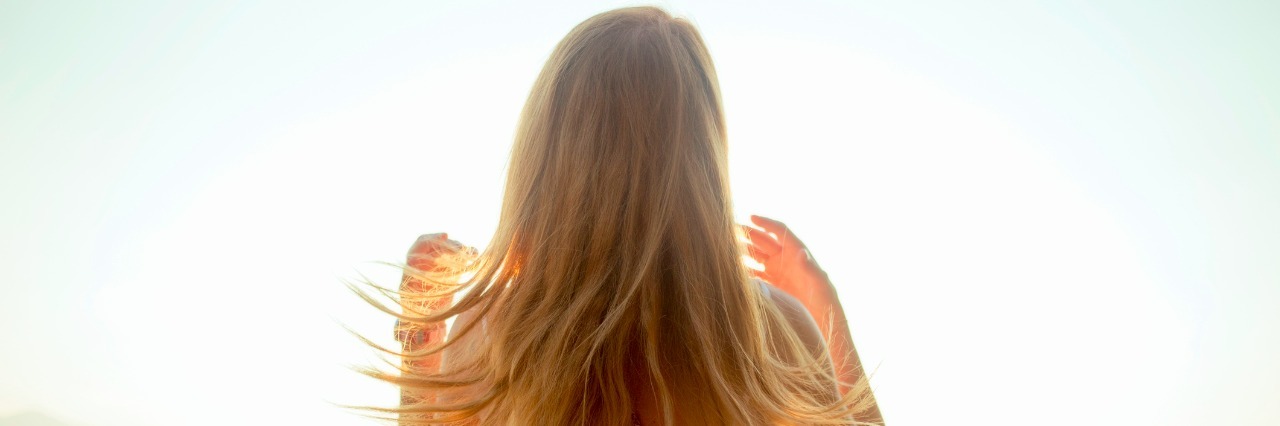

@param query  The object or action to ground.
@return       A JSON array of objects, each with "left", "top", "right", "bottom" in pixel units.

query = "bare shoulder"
[
  {"left": 447, "top": 303, "right": 484, "bottom": 343},
  {"left": 757, "top": 279, "right": 827, "bottom": 357},
  {"left": 443, "top": 303, "right": 488, "bottom": 371}
]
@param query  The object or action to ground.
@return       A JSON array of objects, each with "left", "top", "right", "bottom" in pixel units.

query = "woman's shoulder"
[
  {"left": 444, "top": 302, "right": 489, "bottom": 365},
  {"left": 755, "top": 278, "right": 802, "bottom": 317},
  {"left": 755, "top": 278, "right": 827, "bottom": 356},
  {"left": 448, "top": 303, "right": 484, "bottom": 341}
]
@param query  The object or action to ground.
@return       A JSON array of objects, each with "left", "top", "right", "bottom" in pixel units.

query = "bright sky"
[{"left": 2, "top": 1, "right": 1277, "bottom": 425}]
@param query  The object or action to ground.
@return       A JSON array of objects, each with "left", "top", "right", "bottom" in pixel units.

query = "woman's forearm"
[
  {"left": 809, "top": 277, "right": 883, "bottom": 423},
  {"left": 397, "top": 267, "right": 451, "bottom": 417}
]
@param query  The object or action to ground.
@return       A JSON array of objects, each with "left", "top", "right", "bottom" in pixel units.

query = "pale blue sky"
[{"left": 1, "top": 1, "right": 1277, "bottom": 425}]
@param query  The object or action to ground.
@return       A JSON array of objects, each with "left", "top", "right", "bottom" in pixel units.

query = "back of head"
[{"left": 373, "top": 7, "right": 869, "bottom": 425}]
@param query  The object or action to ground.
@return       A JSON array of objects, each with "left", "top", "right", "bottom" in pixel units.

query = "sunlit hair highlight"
[{"left": 351, "top": 6, "right": 877, "bottom": 425}]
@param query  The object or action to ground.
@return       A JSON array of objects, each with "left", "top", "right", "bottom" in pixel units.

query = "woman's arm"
[
  {"left": 396, "top": 234, "right": 461, "bottom": 412},
  {"left": 742, "top": 215, "right": 882, "bottom": 423},
  {"left": 805, "top": 273, "right": 882, "bottom": 423}
]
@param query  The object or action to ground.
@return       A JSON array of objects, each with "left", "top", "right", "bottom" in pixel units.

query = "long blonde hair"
[{"left": 354, "top": 6, "right": 874, "bottom": 425}]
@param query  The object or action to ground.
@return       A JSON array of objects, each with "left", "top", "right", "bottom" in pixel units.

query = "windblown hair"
[{"left": 353, "top": 6, "right": 875, "bottom": 425}]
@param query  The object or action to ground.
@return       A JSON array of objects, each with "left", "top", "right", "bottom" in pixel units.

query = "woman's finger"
[
  {"left": 750, "top": 215, "right": 805, "bottom": 248},
  {"left": 739, "top": 224, "right": 782, "bottom": 255},
  {"left": 748, "top": 267, "right": 774, "bottom": 284},
  {"left": 414, "top": 233, "right": 448, "bottom": 246},
  {"left": 407, "top": 235, "right": 472, "bottom": 273},
  {"left": 409, "top": 233, "right": 449, "bottom": 255},
  {"left": 749, "top": 215, "right": 787, "bottom": 237},
  {"left": 423, "top": 232, "right": 448, "bottom": 240},
  {"left": 410, "top": 236, "right": 466, "bottom": 255},
  {"left": 744, "top": 244, "right": 772, "bottom": 265}
]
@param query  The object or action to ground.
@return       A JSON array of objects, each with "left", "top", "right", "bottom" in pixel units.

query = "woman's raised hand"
[
  {"left": 401, "top": 232, "right": 476, "bottom": 313},
  {"left": 397, "top": 233, "right": 474, "bottom": 344},
  {"left": 406, "top": 232, "right": 475, "bottom": 272},
  {"left": 741, "top": 215, "right": 879, "bottom": 417},
  {"left": 739, "top": 215, "right": 836, "bottom": 310}
]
